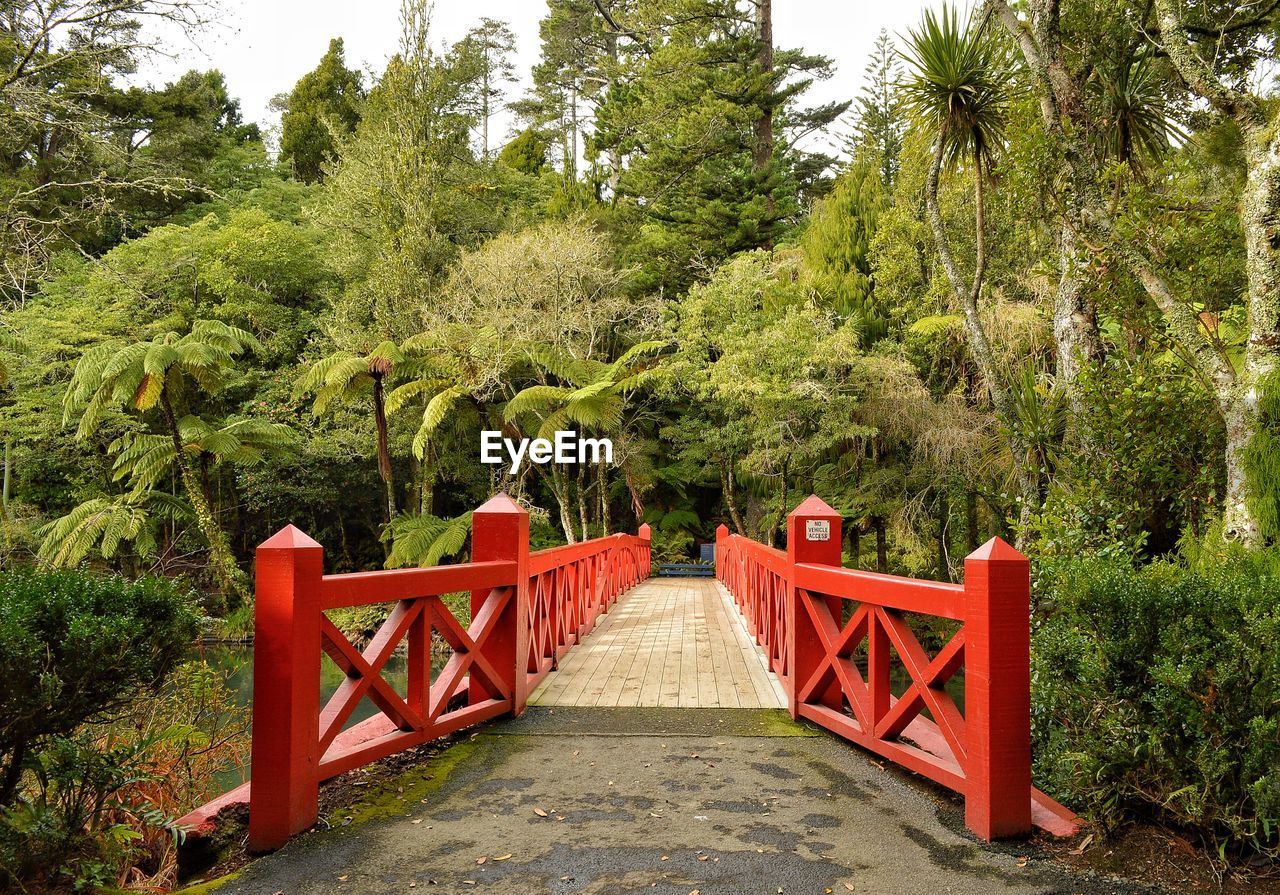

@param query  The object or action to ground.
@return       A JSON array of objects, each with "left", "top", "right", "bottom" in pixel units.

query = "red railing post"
[
  {"left": 714, "top": 524, "right": 728, "bottom": 579},
  {"left": 247, "top": 525, "right": 324, "bottom": 853},
  {"left": 786, "top": 496, "right": 843, "bottom": 719},
  {"left": 638, "top": 523, "right": 652, "bottom": 580},
  {"left": 963, "top": 537, "right": 1032, "bottom": 839},
  {"left": 471, "top": 495, "right": 530, "bottom": 716}
]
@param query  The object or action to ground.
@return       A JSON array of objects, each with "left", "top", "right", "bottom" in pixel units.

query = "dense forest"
[{"left": 0, "top": 0, "right": 1278, "bottom": 890}]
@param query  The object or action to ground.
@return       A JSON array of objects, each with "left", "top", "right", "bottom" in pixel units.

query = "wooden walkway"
[{"left": 528, "top": 578, "right": 786, "bottom": 708}]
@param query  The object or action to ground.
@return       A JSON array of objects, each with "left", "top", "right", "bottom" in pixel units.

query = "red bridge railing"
[
  {"left": 716, "top": 495, "right": 1077, "bottom": 841},
  {"left": 180, "top": 495, "right": 650, "bottom": 852}
]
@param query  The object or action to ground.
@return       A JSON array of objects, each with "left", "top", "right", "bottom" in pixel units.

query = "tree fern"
[
  {"left": 61, "top": 320, "right": 262, "bottom": 603},
  {"left": 37, "top": 492, "right": 191, "bottom": 567},
  {"left": 383, "top": 511, "right": 474, "bottom": 568}
]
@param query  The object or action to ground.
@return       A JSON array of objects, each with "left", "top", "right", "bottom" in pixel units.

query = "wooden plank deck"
[{"left": 528, "top": 577, "right": 786, "bottom": 708}]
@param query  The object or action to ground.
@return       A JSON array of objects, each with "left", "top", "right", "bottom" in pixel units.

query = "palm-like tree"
[
  {"left": 63, "top": 320, "right": 260, "bottom": 602},
  {"left": 903, "top": 6, "right": 1039, "bottom": 533},
  {"left": 37, "top": 491, "right": 191, "bottom": 571},
  {"left": 1091, "top": 53, "right": 1184, "bottom": 171},
  {"left": 505, "top": 341, "right": 666, "bottom": 541},
  {"left": 110, "top": 416, "right": 295, "bottom": 495},
  {"left": 295, "top": 341, "right": 409, "bottom": 523}
]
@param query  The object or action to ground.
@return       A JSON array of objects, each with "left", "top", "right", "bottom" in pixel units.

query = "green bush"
[
  {"left": 1031, "top": 550, "right": 1280, "bottom": 859},
  {"left": 0, "top": 568, "right": 200, "bottom": 805}
]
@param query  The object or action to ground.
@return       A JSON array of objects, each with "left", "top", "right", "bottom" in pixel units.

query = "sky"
[{"left": 143, "top": 1, "right": 933, "bottom": 154}]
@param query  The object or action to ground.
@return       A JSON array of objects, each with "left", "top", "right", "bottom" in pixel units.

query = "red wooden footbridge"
[{"left": 180, "top": 494, "right": 1077, "bottom": 854}]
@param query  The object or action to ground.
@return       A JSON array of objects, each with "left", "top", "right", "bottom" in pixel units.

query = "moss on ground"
[
  {"left": 173, "top": 870, "right": 240, "bottom": 894},
  {"left": 329, "top": 736, "right": 484, "bottom": 827}
]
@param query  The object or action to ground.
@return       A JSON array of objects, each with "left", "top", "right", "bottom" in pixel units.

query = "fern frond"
[
  {"left": 504, "top": 385, "right": 570, "bottom": 420},
  {"left": 384, "top": 511, "right": 474, "bottom": 569},
  {"left": 412, "top": 386, "right": 467, "bottom": 459}
]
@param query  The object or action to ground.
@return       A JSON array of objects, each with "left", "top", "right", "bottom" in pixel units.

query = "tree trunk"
[
  {"left": 850, "top": 523, "right": 861, "bottom": 569},
  {"left": 772, "top": 462, "right": 789, "bottom": 549},
  {"left": 720, "top": 463, "right": 747, "bottom": 534},
  {"left": 550, "top": 466, "right": 577, "bottom": 543},
  {"left": 598, "top": 457, "right": 611, "bottom": 534},
  {"left": 1052, "top": 223, "right": 1102, "bottom": 394},
  {"left": 372, "top": 372, "right": 396, "bottom": 524},
  {"left": 875, "top": 517, "right": 888, "bottom": 573},
  {"left": 160, "top": 388, "right": 247, "bottom": 606},
  {"left": 754, "top": 0, "right": 774, "bottom": 175},
  {"left": 1220, "top": 130, "right": 1280, "bottom": 544},
  {"left": 577, "top": 461, "right": 590, "bottom": 541},
  {"left": 965, "top": 490, "right": 980, "bottom": 553},
  {"left": 482, "top": 63, "right": 491, "bottom": 159},
  {"left": 924, "top": 140, "right": 1039, "bottom": 538},
  {"left": 754, "top": 0, "right": 775, "bottom": 223},
  {"left": 935, "top": 490, "right": 951, "bottom": 582},
  {"left": 1, "top": 741, "right": 25, "bottom": 807}
]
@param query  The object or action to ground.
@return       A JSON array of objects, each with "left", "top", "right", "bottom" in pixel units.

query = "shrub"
[
  {"left": 0, "top": 661, "right": 249, "bottom": 892},
  {"left": 1031, "top": 550, "right": 1280, "bottom": 859},
  {"left": 0, "top": 568, "right": 200, "bottom": 805}
]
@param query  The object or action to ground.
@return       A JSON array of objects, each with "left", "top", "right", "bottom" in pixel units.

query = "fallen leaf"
[
  {"left": 410, "top": 819, "right": 422, "bottom": 825},
  {"left": 697, "top": 855, "right": 709, "bottom": 862},
  {"left": 1016, "top": 857, "right": 1029, "bottom": 868},
  {"left": 533, "top": 808, "right": 548, "bottom": 817},
  {"left": 572, "top": 750, "right": 580, "bottom": 757},
  {"left": 338, "top": 875, "right": 348, "bottom": 881},
  {"left": 661, "top": 855, "right": 669, "bottom": 861},
  {"left": 845, "top": 885, "right": 855, "bottom": 892},
  {"left": 494, "top": 854, "right": 512, "bottom": 862},
  {"left": 476, "top": 856, "right": 486, "bottom": 865}
]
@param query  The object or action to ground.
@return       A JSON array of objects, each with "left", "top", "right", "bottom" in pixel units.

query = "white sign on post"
[{"left": 806, "top": 520, "right": 831, "bottom": 542}]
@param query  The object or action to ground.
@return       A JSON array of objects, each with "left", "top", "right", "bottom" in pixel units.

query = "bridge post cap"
[
  {"left": 258, "top": 524, "right": 321, "bottom": 550},
  {"left": 715, "top": 523, "right": 729, "bottom": 537},
  {"left": 966, "top": 536, "right": 1027, "bottom": 563},
  {"left": 474, "top": 493, "right": 528, "bottom": 515},
  {"left": 788, "top": 494, "right": 839, "bottom": 518},
  {"left": 638, "top": 522, "right": 652, "bottom": 537}
]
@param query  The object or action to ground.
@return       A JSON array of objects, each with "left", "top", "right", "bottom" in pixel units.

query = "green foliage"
[
  {"left": 498, "top": 128, "right": 550, "bottom": 174},
  {"left": 64, "top": 320, "right": 259, "bottom": 437},
  {"left": 383, "top": 511, "right": 473, "bottom": 569},
  {"left": 279, "top": 38, "right": 366, "bottom": 183},
  {"left": 598, "top": 0, "right": 847, "bottom": 295},
  {"left": 1032, "top": 551, "right": 1280, "bottom": 858},
  {"left": 37, "top": 492, "right": 190, "bottom": 568},
  {"left": 1244, "top": 370, "right": 1280, "bottom": 543},
  {"left": 0, "top": 568, "right": 200, "bottom": 805},
  {"left": 0, "top": 660, "right": 248, "bottom": 892},
  {"left": 1031, "top": 357, "right": 1223, "bottom": 557},
  {"left": 801, "top": 159, "right": 890, "bottom": 341}
]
